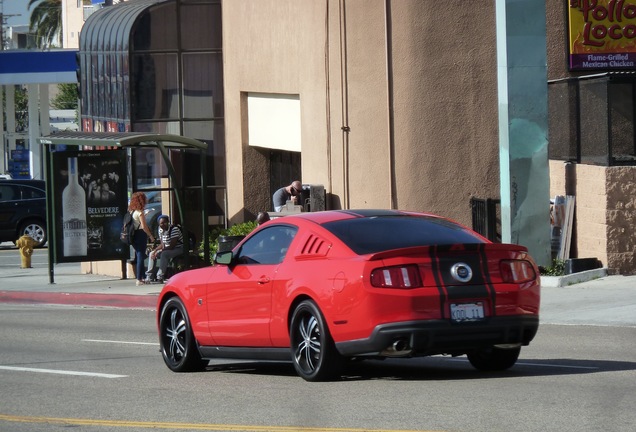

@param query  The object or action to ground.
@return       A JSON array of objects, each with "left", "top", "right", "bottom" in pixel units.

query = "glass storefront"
[{"left": 78, "top": 0, "right": 225, "bottom": 236}]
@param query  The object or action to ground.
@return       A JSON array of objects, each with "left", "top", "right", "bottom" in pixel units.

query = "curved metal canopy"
[{"left": 37, "top": 131, "right": 207, "bottom": 150}]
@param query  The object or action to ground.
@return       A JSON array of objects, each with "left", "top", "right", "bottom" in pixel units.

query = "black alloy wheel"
[
  {"left": 290, "top": 300, "right": 342, "bottom": 382},
  {"left": 467, "top": 346, "right": 521, "bottom": 371},
  {"left": 159, "top": 297, "right": 207, "bottom": 372}
]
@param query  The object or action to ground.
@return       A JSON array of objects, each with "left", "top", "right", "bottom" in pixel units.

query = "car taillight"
[
  {"left": 370, "top": 265, "right": 422, "bottom": 288},
  {"left": 500, "top": 260, "right": 536, "bottom": 283}
]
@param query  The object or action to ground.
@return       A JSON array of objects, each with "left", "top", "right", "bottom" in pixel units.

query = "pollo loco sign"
[{"left": 569, "top": 0, "right": 636, "bottom": 70}]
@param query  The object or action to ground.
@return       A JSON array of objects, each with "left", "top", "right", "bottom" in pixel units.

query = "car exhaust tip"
[{"left": 380, "top": 339, "right": 412, "bottom": 357}]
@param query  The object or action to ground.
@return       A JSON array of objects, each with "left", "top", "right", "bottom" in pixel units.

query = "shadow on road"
[{"left": 201, "top": 356, "right": 636, "bottom": 381}]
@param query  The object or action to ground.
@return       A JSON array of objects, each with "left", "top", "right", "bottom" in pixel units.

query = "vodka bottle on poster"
[{"left": 62, "top": 157, "right": 88, "bottom": 256}]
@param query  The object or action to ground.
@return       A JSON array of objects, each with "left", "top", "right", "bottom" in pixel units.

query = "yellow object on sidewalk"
[{"left": 16, "top": 235, "right": 36, "bottom": 269}]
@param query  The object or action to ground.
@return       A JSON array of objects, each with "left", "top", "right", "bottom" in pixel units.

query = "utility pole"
[{"left": 0, "top": 0, "right": 20, "bottom": 51}]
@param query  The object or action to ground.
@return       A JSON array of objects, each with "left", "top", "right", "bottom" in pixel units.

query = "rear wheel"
[
  {"left": 290, "top": 300, "right": 342, "bottom": 382},
  {"left": 19, "top": 220, "right": 47, "bottom": 248},
  {"left": 159, "top": 297, "right": 207, "bottom": 372},
  {"left": 467, "top": 346, "right": 521, "bottom": 371}
]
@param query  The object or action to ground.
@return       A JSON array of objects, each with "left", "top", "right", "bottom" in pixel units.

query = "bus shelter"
[{"left": 38, "top": 131, "right": 214, "bottom": 283}]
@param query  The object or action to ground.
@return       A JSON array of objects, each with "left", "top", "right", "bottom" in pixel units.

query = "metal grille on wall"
[
  {"left": 470, "top": 197, "right": 500, "bottom": 243},
  {"left": 548, "top": 72, "right": 636, "bottom": 166}
]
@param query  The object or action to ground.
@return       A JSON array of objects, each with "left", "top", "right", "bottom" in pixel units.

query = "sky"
[{"left": 2, "top": 0, "right": 31, "bottom": 27}]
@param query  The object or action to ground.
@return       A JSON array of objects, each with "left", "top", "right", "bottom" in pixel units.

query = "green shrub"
[
  {"left": 540, "top": 259, "right": 566, "bottom": 276},
  {"left": 206, "top": 221, "right": 257, "bottom": 262}
]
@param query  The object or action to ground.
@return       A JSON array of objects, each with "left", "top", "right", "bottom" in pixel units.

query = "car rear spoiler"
[{"left": 368, "top": 243, "right": 529, "bottom": 261}]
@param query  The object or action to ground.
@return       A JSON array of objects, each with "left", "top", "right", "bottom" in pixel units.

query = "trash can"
[
  {"left": 565, "top": 258, "right": 601, "bottom": 274},
  {"left": 217, "top": 235, "right": 245, "bottom": 252}
]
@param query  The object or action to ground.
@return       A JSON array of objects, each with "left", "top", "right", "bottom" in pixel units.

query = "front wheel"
[
  {"left": 467, "top": 346, "right": 521, "bottom": 371},
  {"left": 289, "top": 300, "right": 342, "bottom": 382},
  {"left": 159, "top": 297, "right": 207, "bottom": 372}
]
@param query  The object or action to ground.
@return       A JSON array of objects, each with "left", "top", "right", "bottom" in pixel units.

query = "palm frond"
[{"left": 28, "top": 0, "right": 62, "bottom": 48}]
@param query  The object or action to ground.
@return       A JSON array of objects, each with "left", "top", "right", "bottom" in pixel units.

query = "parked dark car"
[{"left": 0, "top": 179, "right": 47, "bottom": 247}]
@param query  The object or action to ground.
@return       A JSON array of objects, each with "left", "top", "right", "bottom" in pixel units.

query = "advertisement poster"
[
  {"left": 52, "top": 150, "right": 129, "bottom": 263},
  {"left": 569, "top": 0, "right": 636, "bottom": 70}
]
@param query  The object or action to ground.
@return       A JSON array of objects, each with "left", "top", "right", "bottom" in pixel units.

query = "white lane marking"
[
  {"left": 82, "top": 339, "right": 159, "bottom": 346},
  {"left": 0, "top": 366, "right": 127, "bottom": 378}
]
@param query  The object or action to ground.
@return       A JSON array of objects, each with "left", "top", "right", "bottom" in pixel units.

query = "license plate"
[{"left": 450, "top": 302, "right": 485, "bottom": 322}]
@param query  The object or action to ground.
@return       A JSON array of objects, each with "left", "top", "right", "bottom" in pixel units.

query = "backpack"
[{"left": 120, "top": 211, "right": 135, "bottom": 245}]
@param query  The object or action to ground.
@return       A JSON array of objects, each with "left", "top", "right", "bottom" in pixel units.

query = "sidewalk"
[
  {"left": 0, "top": 246, "right": 160, "bottom": 309},
  {"left": 1, "top": 246, "right": 635, "bottom": 326}
]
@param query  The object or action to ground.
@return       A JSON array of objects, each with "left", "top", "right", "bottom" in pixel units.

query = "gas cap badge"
[{"left": 450, "top": 262, "right": 473, "bottom": 283}]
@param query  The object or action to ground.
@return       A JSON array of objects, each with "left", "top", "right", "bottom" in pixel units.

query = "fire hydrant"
[{"left": 16, "top": 235, "right": 36, "bottom": 269}]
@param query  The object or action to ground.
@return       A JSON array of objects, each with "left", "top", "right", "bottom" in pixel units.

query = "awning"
[
  {"left": 0, "top": 50, "right": 78, "bottom": 85},
  {"left": 37, "top": 131, "right": 207, "bottom": 150}
]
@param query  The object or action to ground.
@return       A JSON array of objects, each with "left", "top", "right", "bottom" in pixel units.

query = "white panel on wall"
[{"left": 247, "top": 93, "right": 301, "bottom": 152}]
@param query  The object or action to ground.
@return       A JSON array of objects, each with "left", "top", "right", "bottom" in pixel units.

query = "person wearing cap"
[
  {"left": 145, "top": 215, "right": 183, "bottom": 283},
  {"left": 272, "top": 180, "right": 302, "bottom": 212}
]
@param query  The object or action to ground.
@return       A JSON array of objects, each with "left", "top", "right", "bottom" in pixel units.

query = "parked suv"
[{"left": 0, "top": 179, "right": 47, "bottom": 247}]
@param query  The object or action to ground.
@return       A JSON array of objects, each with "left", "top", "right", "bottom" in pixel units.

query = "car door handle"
[{"left": 257, "top": 276, "right": 270, "bottom": 284}]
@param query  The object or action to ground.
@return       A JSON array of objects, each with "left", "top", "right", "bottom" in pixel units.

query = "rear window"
[
  {"left": 21, "top": 186, "right": 46, "bottom": 199},
  {"left": 322, "top": 215, "right": 485, "bottom": 255}
]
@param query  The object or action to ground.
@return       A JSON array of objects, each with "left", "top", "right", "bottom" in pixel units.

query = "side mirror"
[{"left": 215, "top": 250, "right": 234, "bottom": 265}]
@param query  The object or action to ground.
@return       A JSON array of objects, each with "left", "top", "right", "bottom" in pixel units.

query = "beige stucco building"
[
  {"left": 224, "top": 0, "right": 636, "bottom": 274},
  {"left": 67, "top": 0, "right": 636, "bottom": 275},
  {"left": 223, "top": 0, "right": 501, "bottom": 232}
]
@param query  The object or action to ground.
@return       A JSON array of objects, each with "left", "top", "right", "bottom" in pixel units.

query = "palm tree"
[{"left": 28, "top": 0, "right": 62, "bottom": 48}]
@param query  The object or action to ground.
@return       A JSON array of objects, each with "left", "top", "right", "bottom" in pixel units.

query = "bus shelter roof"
[{"left": 38, "top": 131, "right": 207, "bottom": 150}]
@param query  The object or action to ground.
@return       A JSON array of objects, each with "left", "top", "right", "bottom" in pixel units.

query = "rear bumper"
[{"left": 335, "top": 316, "right": 539, "bottom": 357}]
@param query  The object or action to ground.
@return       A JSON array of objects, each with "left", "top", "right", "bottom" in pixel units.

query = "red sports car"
[{"left": 157, "top": 209, "right": 540, "bottom": 381}]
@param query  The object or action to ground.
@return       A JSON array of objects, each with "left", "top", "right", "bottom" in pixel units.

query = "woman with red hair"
[{"left": 128, "top": 192, "right": 155, "bottom": 285}]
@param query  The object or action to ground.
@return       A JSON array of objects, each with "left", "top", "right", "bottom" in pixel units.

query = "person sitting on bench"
[{"left": 145, "top": 215, "right": 183, "bottom": 283}]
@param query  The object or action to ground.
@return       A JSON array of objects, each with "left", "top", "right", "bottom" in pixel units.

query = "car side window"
[
  {"left": 0, "top": 185, "right": 16, "bottom": 202},
  {"left": 235, "top": 225, "right": 297, "bottom": 265},
  {"left": 22, "top": 186, "right": 45, "bottom": 199}
]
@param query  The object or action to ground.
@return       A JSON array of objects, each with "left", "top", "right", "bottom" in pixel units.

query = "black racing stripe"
[
  {"left": 446, "top": 285, "right": 490, "bottom": 300},
  {"left": 478, "top": 243, "right": 497, "bottom": 316},
  {"left": 429, "top": 245, "right": 448, "bottom": 318}
]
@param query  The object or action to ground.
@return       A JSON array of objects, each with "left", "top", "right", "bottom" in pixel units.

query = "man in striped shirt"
[{"left": 145, "top": 215, "right": 183, "bottom": 283}]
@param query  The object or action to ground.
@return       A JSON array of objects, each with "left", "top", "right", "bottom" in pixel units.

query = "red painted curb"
[{"left": 0, "top": 291, "right": 158, "bottom": 309}]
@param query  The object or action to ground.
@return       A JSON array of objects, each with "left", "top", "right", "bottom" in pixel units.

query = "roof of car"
[
  {"left": 277, "top": 209, "right": 439, "bottom": 225},
  {"left": 0, "top": 179, "right": 45, "bottom": 188}
]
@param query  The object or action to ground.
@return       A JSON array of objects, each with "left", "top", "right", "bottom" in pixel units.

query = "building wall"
[
  {"left": 546, "top": 2, "right": 636, "bottom": 274},
  {"left": 62, "top": 0, "right": 84, "bottom": 49},
  {"left": 546, "top": 1, "right": 569, "bottom": 81},
  {"left": 550, "top": 161, "right": 636, "bottom": 274},
  {"left": 223, "top": 0, "right": 500, "bottom": 227}
]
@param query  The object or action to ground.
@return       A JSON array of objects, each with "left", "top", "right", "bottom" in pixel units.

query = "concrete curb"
[
  {"left": 0, "top": 290, "right": 158, "bottom": 310},
  {"left": 541, "top": 268, "right": 608, "bottom": 288}
]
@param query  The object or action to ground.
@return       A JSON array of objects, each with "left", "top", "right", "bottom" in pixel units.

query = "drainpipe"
[
  {"left": 384, "top": 0, "right": 396, "bottom": 209},
  {"left": 325, "top": 0, "right": 333, "bottom": 203},
  {"left": 339, "top": 0, "right": 350, "bottom": 209}
]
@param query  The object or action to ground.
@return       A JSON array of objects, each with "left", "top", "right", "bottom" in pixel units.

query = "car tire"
[
  {"left": 159, "top": 297, "right": 207, "bottom": 372},
  {"left": 290, "top": 300, "right": 342, "bottom": 382},
  {"left": 19, "top": 220, "right": 47, "bottom": 248},
  {"left": 467, "top": 346, "right": 521, "bottom": 371}
]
